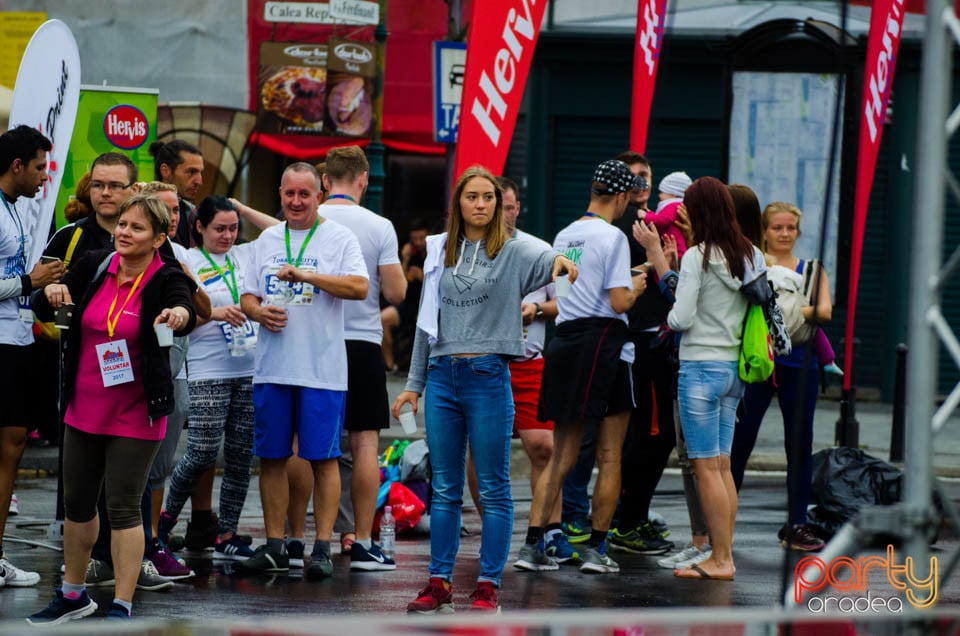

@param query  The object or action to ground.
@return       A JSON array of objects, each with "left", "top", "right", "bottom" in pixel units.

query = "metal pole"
[
  {"left": 835, "top": 338, "right": 860, "bottom": 447},
  {"left": 444, "top": 0, "right": 463, "bottom": 212},
  {"left": 364, "top": 0, "right": 388, "bottom": 215},
  {"left": 904, "top": 0, "right": 952, "bottom": 595},
  {"left": 890, "top": 343, "right": 907, "bottom": 463}
]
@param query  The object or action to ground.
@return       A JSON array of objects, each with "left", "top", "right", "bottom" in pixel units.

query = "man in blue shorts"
[{"left": 238, "top": 162, "right": 368, "bottom": 578}]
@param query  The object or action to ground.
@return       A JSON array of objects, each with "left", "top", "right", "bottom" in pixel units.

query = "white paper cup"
[
  {"left": 555, "top": 274, "right": 571, "bottom": 298},
  {"left": 154, "top": 323, "right": 174, "bottom": 347},
  {"left": 399, "top": 410, "right": 417, "bottom": 435}
]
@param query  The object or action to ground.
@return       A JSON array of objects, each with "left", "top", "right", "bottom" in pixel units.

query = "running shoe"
[
  {"left": 657, "top": 544, "right": 712, "bottom": 569},
  {"left": 407, "top": 578, "right": 454, "bottom": 614},
  {"left": 469, "top": 581, "right": 500, "bottom": 613},
  {"left": 544, "top": 534, "right": 581, "bottom": 564},
  {"left": 136, "top": 559, "right": 174, "bottom": 591},
  {"left": 106, "top": 602, "right": 131, "bottom": 619},
  {"left": 781, "top": 524, "right": 825, "bottom": 552},
  {"left": 513, "top": 543, "right": 559, "bottom": 571},
  {"left": 579, "top": 546, "right": 620, "bottom": 574},
  {"left": 150, "top": 547, "right": 194, "bottom": 579},
  {"left": 561, "top": 517, "right": 591, "bottom": 544},
  {"left": 349, "top": 542, "right": 396, "bottom": 571},
  {"left": 233, "top": 544, "right": 289, "bottom": 573},
  {"left": 306, "top": 545, "right": 333, "bottom": 580},
  {"left": 0, "top": 556, "right": 40, "bottom": 587},
  {"left": 286, "top": 539, "right": 305, "bottom": 568},
  {"left": 26, "top": 589, "right": 97, "bottom": 625},
  {"left": 214, "top": 535, "right": 255, "bottom": 561},
  {"left": 608, "top": 523, "right": 673, "bottom": 555},
  {"left": 85, "top": 558, "right": 115, "bottom": 586}
]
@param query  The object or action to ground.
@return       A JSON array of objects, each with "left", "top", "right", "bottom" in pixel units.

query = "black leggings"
[{"left": 62, "top": 426, "right": 160, "bottom": 530}]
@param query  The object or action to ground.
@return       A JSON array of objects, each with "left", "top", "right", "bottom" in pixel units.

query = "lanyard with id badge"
[
  {"left": 2, "top": 196, "right": 32, "bottom": 323},
  {"left": 268, "top": 219, "right": 319, "bottom": 306},
  {"left": 200, "top": 247, "right": 258, "bottom": 356},
  {"left": 95, "top": 270, "right": 145, "bottom": 387}
]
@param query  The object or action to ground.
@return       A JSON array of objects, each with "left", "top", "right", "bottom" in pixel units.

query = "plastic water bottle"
[{"left": 379, "top": 505, "right": 396, "bottom": 559}]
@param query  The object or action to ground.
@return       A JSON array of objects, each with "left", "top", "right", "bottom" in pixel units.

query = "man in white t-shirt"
[
  {"left": 319, "top": 146, "right": 407, "bottom": 571},
  {"left": 238, "top": 162, "right": 368, "bottom": 578},
  {"left": 515, "top": 159, "right": 646, "bottom": 576}
]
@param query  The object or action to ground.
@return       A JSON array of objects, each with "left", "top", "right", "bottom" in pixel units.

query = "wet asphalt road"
[{"left": 1, "top": 470, "right": 958, "bottom": 628}]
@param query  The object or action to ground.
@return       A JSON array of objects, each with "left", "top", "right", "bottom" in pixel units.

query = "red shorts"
[{"left": 509, "top": 357, "right": 553, "bottom": 436}]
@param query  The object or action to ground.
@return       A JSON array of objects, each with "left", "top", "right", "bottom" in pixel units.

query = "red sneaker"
[
  {"left": 469, "top": 581, "right": 500, "bottom": 613},
  {"left": 407, "top": 578, "right": 454, "bottom": 614}
]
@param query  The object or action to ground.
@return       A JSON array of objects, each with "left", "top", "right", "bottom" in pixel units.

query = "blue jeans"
[
  {"left": 676, "top": 360, "right": 743, "bottom": 459},
  {"left": 424, "top": 355, "right": 513, "bottom": 586}
]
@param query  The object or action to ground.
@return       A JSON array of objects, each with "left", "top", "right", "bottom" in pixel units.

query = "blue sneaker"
[
  {"left": 545, "top": 533, "right": 582, "bottom": 564},
  {"left": 106, "top": 602, "right": 131, "bottom": 619},
  {"left": 561, "top": 517, "right": 591, "bottom": 544},
  {"left": 214, "top": 535, "right": 255, "bottom": 560},
  {"left": 349, "top": 542, "right": 396, "bottom": 571},
  {"left": 26, "top": 589, "right": 98, "bottom": 625}
]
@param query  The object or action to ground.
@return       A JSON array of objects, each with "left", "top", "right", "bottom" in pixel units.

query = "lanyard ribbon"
[
  {"left": 2, "top": 195, "right": 26, "bottom": 272},
  {"left": 200, "top": 247, "right": 239, "bottom": 303},
  {"left": 106, "top": 269, "right": 146, "bottom": 338},
  {"left": 284, "top": 218, "right": 320, "bottom": 268}
]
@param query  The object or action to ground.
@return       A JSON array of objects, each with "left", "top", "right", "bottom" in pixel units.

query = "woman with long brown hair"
[
  {"left": 393, "top": 166, "right": 576, "bottom": 613},
  {"left": 667, "top": 176, "right": 765, "bottom": 581}
]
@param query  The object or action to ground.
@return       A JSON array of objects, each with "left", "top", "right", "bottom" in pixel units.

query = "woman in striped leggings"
[{"left": 158, "top": 197, "right": 256, "bottom": 560}]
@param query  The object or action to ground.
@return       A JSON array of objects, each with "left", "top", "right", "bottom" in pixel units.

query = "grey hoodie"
[
  {"left": 404, "top": 234, "right": 556, "bottom": 395},
  {"left": 667, "top": 244, "right": 766, "bottom": 362}
]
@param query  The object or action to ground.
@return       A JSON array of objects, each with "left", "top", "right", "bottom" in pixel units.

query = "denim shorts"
[{"left": 676, "top": 360, "right": 743, "bottom": 459}]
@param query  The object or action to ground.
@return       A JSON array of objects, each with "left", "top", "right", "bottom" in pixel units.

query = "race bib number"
[
  {"left": 96, "top": 340, "right": 135, "bottom": 387},
  {"left": 220, "top": 319, "right": 259, "bottom": 351},
  {"left": 18, "top": 296, "right": 32, "bottom": 323},
  {"left": 265, "top": 266, "right": 315, "bottom": 306}
]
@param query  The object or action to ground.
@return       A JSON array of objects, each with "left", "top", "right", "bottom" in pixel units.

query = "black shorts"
[
  {"left": 0, "top": 344, "right": 32, "bottom": 429},
  {"left": 345, "top": 340, "right": 390, "bottom": 431}
]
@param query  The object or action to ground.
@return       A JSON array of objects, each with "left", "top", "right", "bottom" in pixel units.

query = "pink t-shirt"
[{"left": 65, "top": 252, "right": 167, "bottom": 440}]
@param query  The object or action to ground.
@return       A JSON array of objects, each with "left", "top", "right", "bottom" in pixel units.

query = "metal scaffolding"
[{"left": 791, "top": 0, "right": 960, "bottom": 618}]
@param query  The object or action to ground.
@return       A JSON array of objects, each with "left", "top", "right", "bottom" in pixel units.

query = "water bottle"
[{"left": 379, "top": 505, "right": 396, "bottom": 559}]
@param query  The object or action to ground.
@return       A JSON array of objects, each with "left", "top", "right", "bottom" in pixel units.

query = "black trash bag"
[{"left": 807, "top": 447, "right": 903, "bottom": 540}]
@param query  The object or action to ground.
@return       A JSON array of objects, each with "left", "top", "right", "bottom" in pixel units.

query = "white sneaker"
[
  {"left": 657, "top": 544, "right": 711, "bottom": 570},
  {"left": 8, "top": 493, "right": 18, "bottom": 516},
  {"left": 0, "top": 556, "right": 40, "bottom": 587}
]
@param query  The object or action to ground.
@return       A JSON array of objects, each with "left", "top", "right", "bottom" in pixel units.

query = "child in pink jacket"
[{"left": 640, "top": 171, "right": 692, "bottom": 261}]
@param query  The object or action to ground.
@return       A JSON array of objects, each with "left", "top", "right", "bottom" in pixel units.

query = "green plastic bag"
[{"left": 739, "top": 304, "right": 774, "bottom": 383}]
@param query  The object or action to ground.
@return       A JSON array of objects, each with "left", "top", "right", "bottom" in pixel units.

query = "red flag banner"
[
  {"left": 453, "top": 0, "right": 548, "bottom": 178},
  {"left": 630, "top": 0, "right": 667, "bottom": 153},
  {"left": 843, "top": 0, "right": 906, "bottom": 388}
]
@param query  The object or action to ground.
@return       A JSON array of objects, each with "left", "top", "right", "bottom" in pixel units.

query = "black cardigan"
[{"left": 33, "top": 248, "right": 197, "bottom": 418}]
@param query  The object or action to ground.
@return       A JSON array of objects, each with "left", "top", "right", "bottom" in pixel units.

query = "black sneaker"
[
  {"left": 306, "top": 545, "right": 333, "bottom": 580},
  {"left": 781, "top": 524, "right": 825, "bottom": 552},
  {"left": 184, "top": 513, "right": 219, "bottom": 551},
  {"left": 26, "top": 589, "right": 98, "bottom": 625},
  {"left": 233, "top": 544, "right": 289, "bottom": 573},
  {"left": 106, "top": 602, "right": 131, "bottom": 619},
  {"left": 608, "top": 522, "right": 673, "bottom": 555},
  {"left": 286, "top": 539, "right": 305, "bottom": 568}
]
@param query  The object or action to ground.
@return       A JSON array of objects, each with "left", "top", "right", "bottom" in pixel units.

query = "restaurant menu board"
[
  {"left": 325, "top": 38, "right": 375, "bottom": 137},
  {"left": 258, "top": 42, "right": 328, "bottom": 135}
]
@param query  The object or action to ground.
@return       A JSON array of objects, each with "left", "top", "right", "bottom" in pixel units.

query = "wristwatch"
[{"left": 533, "top": 302, "right": 543, "bottom": 319}]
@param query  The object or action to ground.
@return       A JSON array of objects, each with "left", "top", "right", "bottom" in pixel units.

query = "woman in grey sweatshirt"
[{"left": 393, "top": 166, "right": 576, "bottom": 614}]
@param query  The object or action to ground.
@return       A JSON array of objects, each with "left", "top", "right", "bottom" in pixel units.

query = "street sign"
[
  {"left": 329, "top": 0, "right": 379, "bottom": 25},
  {"left": 433, "top": 40, "right": 466, "bottom": 144}
]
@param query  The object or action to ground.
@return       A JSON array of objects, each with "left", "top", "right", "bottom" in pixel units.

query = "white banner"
[{"left": 8, "top": 19, "right": 81, "bottom": 268}]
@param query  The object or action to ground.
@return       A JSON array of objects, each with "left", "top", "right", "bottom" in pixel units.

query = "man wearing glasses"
[{"left": 44, "top": 152, "right": 138, "bottom": 260}]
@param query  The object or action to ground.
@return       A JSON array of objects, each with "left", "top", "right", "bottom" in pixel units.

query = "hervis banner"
[
  {"left": 8, "top": 19, "right": 81, "bottom": 268},
  {"left": 53, "top": 86, "right": 158, "bottom": 230}
]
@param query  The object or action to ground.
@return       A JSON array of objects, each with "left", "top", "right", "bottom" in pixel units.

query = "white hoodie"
[{"left": 667, "top": 243, "right": 766, "bottom": 362}]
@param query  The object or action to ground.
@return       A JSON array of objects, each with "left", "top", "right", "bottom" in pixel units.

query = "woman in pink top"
[{"left": 29, "top": 195, "right": 196, "bottom": 624}]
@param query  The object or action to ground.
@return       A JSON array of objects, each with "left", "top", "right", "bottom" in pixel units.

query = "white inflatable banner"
[{"left": 8, "top": 19, "right": 81, "bottom": 267}]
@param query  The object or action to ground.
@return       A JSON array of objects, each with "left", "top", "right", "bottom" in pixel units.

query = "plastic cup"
[
  {"left": 399, "top": 410, "right": 417, "bottom": 435},
  {"left": 54, "top": 303, "right": 74, "bottom": 329},
  {"left": 555, "top": 274, "right": 571, "bottom": 298},
  {"left": 154, "top": 323, "right": 174, "bottom": 347}
]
